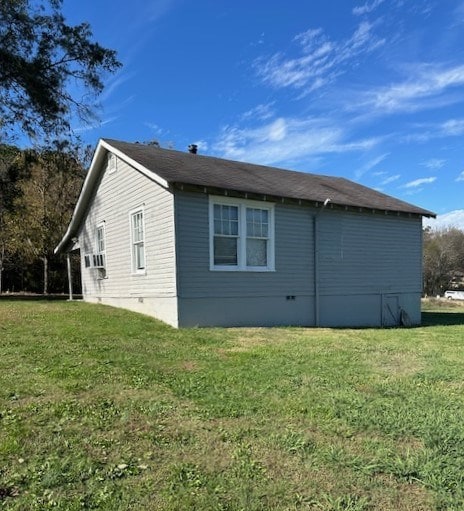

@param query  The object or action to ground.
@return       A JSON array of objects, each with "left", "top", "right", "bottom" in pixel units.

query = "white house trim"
[{"left": 54, "top": 139, "right": 170, "bottom": 255}]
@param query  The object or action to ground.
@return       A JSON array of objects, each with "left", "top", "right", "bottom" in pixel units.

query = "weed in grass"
[{"left": 273, "top": 429, "right": 317, "bottom": 457}]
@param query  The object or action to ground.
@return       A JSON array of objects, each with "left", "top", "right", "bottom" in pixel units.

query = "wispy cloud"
[
  {"left": 353, "top": 0, "right": 385, "bottom": 16},
  {"left": 380, "top": 174, "right": 400, "bottom": 185},
  {"left": 145, "top": 0, "right": 175, "bottom": 22},
  {"left": 355, "top": 152, "right": 389, "bottom": 179},
  {"left": 100, "top": 72, "right": 135, "bottom": 102},
  {"left": 253, "top": 21, "right": 385, "bottom": 95},
  {"left": 144, "top": 122, "right": 166, "bottom": 136},
  {"left": 404, "top": 176, "right": 437, "bottom": 188},
  {"left": 214, "top": 116, "right": 380, "bottom": 166},
  {"left": 421, "top": 158, "right": 446, "bottom": 170},
  {"left": 193, "top": 140, "right": 209, "bottom": 152},
  {"left": 354, "top": 64, "right": 464, "bottom": 114},
  {"left": 73, "top": 117, "right": 118, "bottom": 133},
  {"left": 240, "top": 103, "right": 275, "bottom": 122},
  {"left": 456, "top": 171, "right": 464, "bottom": 182},
  {"left": 441, "top": 118, "right": 464, "bottom": 135},
  {"left": 405, "top": 118, "right": 464, "bottom": 143}
]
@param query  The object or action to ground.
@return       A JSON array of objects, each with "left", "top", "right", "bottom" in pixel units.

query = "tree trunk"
[{"left": 43, "top": 255, "right": 48, "bottom": 295}]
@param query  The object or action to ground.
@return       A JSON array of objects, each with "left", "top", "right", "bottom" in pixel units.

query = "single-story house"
[{"left": 55, "top": 138, "right": 435, "bottom": 328}]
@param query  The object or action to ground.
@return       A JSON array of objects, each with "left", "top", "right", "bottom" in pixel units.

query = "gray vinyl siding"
[
  {"left": 79, "top": 155, "right": 177, "bottom": 302},
  {"left": 174, "top": 191, "right": 314, "bottom": 299},
  {"left": 317, "top": 211, "right": 423, "bottom": 295},
  {"left": 174, "top": 191, "right": 422, "bottom": 327}
]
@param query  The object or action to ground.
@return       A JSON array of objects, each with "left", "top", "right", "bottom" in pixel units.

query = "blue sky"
[{"left": 62, "top": 0, "right": 464, "bottom": 226}]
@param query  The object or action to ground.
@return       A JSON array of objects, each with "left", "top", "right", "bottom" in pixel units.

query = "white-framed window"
[
  {"left": 209, "top": 196, "right": 275, "bottom": 271},
  {"left": 107, "top": 152, "right": 117, "bottom": 173},
  {"left": 94, "top": 223, "right": 106, "bottom": 277},
  {"left": 130, "top": 208, "right": 145, "bottom": 273},
  {"left": 96, "top": 224, "right": 105, "bottom": 255}
]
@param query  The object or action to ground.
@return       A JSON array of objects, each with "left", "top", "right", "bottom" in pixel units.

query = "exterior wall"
[
  {"left": 174, "top": 191, "right": 423, "bottom": 327},
  {"left": 317, "top": 211, "right": 423, "bottom": 326},
  {"left": 78, "top": 173, "right": 423, "bottom": 328},
  {"left": 175, "top": 191, "right": 315, "bottom": 327},
  {"left": 78, "top": 155, "right": 178, "bottom": 327}
]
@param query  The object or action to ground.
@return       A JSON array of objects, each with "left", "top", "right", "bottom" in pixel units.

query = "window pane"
[
  {"left": 214, "top": 205, "right": 238, "bottom": 235},
  {"left": 97, "top": 227, "right": 105, "bottom": 252},
  {"left": 135, "top": 243, "right": 145, "bottom": 269},
  {"left": 214, "top": 236, "right": 237, "bottom": 265},
  {"left": 132, "top": 212, "right": 144, "bottom": 242},
  {"left": 246, "top": 238, "right": 267, "bottom": 266},
  {"left": 246, "top": 208, "right": 268, "bottom": 239}
]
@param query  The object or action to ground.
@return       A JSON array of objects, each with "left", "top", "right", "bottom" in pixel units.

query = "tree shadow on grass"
[{"left": 421, "top": 311, "right": 464, "bottom": 327}]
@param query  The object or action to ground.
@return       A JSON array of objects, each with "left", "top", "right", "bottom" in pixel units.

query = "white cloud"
[
  {"left": 353, "top": 0, "right": 385, "bottom": 16},
  {"left": 100, "top": 72, "right": 134, "bottom": 102},
  {"left": 456, "top": 170, "right": 464, "bottom": 182},
  {"left": 404, "top": 176, "right": 437, "bottom": 188},
  {"left": 144, "top": 122, "right": 165, "bottom": 136},
  {"left": 355, "top": 64, "right": 464, "bottom": 114},
  {"left": 240, "top": 103, "right": 275, "bottom": 122},
  {"left": 421, "top": 158, "right": 446, "bottom": 170},
  {"left": 254, "top": 21, "right": 385, "bottom": 94},
  {"left": 355, "top": 152, "right": 389, "bottom": 179},
  {"left": 214, "top": 116, "right": 380, "bottom": 166},
  {"left": 441, "top": 119, "right": 464, "bottom": 135},
  {"left": 380, "top": 174, "right": 401, "bottom": 185},
  {"left": 424, "top": 210, "right": 464, "bottom": 231},
  {"left": 193, "top": 140, "right": 209, "bottom": 152},
  {"left": 405, "top": 118, "right": 464, "bottom": 143},
  {"left": 73, "top": 116, "right": 118, "bottom": 133}
]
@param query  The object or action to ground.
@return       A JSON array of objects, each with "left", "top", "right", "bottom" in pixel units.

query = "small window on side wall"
[
  {"left": 107, "top": 152, "right": 117, "bottom": 173},
  {"left": 95, "top": 223, "right": 107, "bottom": 278},
  {"left": 130, "top": 208, "right": 145, "bottom": 273}
]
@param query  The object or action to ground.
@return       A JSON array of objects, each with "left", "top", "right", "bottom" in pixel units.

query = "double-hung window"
[
  {"left": 130, "top": 209, "right": 145, "bottom": 273},
  {"left": 94, "top": 224, "right": 106, "bottom": 269},
  {"left": 210, "top": 197, "right": 274, "bottom": 271}
]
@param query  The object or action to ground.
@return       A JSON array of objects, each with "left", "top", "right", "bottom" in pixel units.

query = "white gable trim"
[
  {"left": 54, "top": 139, "right": 170, "bottom": 255},
  {"left": 99, "top": 140, "right": 169, "bottom": 189}
]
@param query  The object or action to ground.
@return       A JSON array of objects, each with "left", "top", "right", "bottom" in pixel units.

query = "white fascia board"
[{"left": 54, "top": 139, "right": 170, "bottom": 254}]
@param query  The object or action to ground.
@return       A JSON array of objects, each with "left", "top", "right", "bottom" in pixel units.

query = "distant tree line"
[
  {"left": 0, "top": 142, "right": 86, "bottom": 294},
  {"left": 423, "top": 227, "right": 464, "bottom": 297}
]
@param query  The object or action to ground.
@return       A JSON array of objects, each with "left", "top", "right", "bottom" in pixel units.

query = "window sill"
[{"left": 210, "top": 267, "right": 275, "bottom": 272}]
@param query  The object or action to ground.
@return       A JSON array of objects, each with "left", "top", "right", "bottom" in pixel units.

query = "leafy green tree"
[
  {"left": 0, "top": 0, "right": 121, "bottom": 140},
  {"left": 423, "top": 227, "right": 464, "bottom": 296},
  {"left": 7, "top": 146, "right": 85, "bottom": 293},
  {"left": 0, "top": 144, "right": 23, "bottom": 293}
]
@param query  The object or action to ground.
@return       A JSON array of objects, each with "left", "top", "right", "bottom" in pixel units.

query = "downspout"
[
  {"left": 67, "top": 253, "right": 73, "bottom": 301},
  {"left": 313, "top": 198, "right": 331, "bottom": 327}
]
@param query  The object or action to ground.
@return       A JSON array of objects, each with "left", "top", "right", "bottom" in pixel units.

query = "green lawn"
[{"left": 1, "top": 300, "right": 464, "bottom": 510}]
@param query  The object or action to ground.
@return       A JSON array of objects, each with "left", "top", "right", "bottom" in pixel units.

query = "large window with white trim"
[
  {"left": 130, "top": 209, "right": 145, "bottom": 273},
  {"left": 210, "top": 197, "right": 275, "bottom": 271}
]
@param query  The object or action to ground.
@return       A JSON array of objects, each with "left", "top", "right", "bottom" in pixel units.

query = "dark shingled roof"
[{"left": 104, "top": 139, "right": 435, "bottom": 217}]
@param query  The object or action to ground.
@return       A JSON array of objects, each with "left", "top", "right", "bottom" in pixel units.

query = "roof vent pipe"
[{"left": 188, "top": 144, "right": 198, "bottom": 154}]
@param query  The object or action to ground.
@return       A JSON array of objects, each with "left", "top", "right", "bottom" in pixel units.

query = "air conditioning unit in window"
[{"left": 84, "top": 253, "right": 105, "bottom": 269}]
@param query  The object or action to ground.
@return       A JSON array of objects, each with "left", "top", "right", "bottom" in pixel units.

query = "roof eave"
[{"left": 171, "top": 181, "right": 436, "bottom": 219}]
